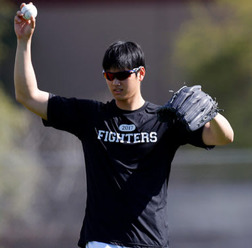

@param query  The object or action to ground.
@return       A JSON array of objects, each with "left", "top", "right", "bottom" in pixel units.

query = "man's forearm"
[
  {"left": 14, "top": 39, "right": 38, "bottom": 104},
  {"left": 203, "top": 113, "right": 234, "bottom": 146}
]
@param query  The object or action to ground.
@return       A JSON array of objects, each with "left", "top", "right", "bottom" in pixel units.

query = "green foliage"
[
  {"left": 0, "top": 87, "right": 26, "bottom": 148},
  {"left": 0, "top": 85, "right": 43, "bottom": 234},
  {"left": 173, "top": 0, "right": 252, "bottom": 147},
  {"left": 0, "top": 0, "right": 16, "bottom": 63},
  {"left": 0, "top": 1, "right": 43, "bottom": 236}
]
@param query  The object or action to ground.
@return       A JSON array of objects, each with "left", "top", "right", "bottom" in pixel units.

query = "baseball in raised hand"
[{"left": 14, "top": 3, "right": 37, "bottom": 41}]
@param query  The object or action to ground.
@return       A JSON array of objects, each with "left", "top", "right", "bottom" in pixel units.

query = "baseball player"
[{"left": 14, "top": 4, "right": 234, "bottom": 248}]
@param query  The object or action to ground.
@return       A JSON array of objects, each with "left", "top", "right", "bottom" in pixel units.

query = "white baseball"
[{"left": 21, "top": 3, "right": 38, "bottom": 20}]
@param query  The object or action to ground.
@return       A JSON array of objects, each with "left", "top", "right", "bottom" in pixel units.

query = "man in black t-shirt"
[{"left": 14, "top": 4, "right": 234, "bottom": 248}]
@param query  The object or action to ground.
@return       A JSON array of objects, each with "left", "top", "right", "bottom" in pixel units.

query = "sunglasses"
[{"left": 103, "top": 66, "right": 141, "bottom": 81}]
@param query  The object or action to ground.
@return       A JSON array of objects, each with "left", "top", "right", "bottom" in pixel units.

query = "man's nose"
[{"left": 112, "top": 79, "right": 121, "bottom": 85}]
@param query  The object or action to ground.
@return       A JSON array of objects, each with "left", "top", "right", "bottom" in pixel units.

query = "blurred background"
[{"left": 1, "top": 0, "right": 252, "bottom": 247}]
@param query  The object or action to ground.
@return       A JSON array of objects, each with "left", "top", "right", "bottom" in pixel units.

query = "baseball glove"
[{"left": 157, "top": 85, "right": 219, "bottom": 131}]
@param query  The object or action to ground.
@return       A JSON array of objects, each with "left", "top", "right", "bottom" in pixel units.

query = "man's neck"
[{"left": 115, "top": 97, "right": 145, "bottom": 111}]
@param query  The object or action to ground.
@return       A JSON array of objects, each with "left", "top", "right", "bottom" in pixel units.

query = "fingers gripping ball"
[
  {"left": 21, "top": 3, "right": 38, "bottom": 20},
  {"left": 157, "top": 85, "right": 220, "bottom": 131}
]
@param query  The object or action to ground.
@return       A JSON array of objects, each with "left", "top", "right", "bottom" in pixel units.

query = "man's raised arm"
[{"left": 14, "top": 3, "right": 49, "bottom": 120}]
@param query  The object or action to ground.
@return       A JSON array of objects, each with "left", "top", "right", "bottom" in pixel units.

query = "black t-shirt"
[{"left": 43, "top": 96, "right": 212, "bottom": 248}]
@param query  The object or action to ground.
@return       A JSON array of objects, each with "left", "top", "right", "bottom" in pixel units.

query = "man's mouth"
[{"left": 113, "top": 88, "right": 123, "bottom": 93}]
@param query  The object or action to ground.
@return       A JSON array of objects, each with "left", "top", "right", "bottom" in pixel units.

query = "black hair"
[{"left": 102, "top": 41, "right": 145, "bottom": 71}]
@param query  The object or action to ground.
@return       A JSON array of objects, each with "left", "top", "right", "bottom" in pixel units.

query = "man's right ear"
[{"left": 138, "top": 66, "right": 146, "bottom": 82}]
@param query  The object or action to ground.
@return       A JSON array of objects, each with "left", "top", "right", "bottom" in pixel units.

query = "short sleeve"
[{"left": 42, "top": 95, "right": 99, "bottom": 137}]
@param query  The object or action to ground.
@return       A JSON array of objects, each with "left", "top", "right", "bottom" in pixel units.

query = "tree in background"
[
  {"left": 0, "top": 0, "right": 14, "bottom": 63},
  {"left": 0, "top": 3, "right": 84, "bottom": 245},
  {"left": 173, "top": 0, "right": 252, "bottom": 147},
  {"left": 0, "top": 87, "right": 44, "bottom": 234},
  {"left": 0, "top": 0, "right": 43, "bottom": 238},
  {"left": 0, "top": 0, "right": 17, "bottom": 93}
]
